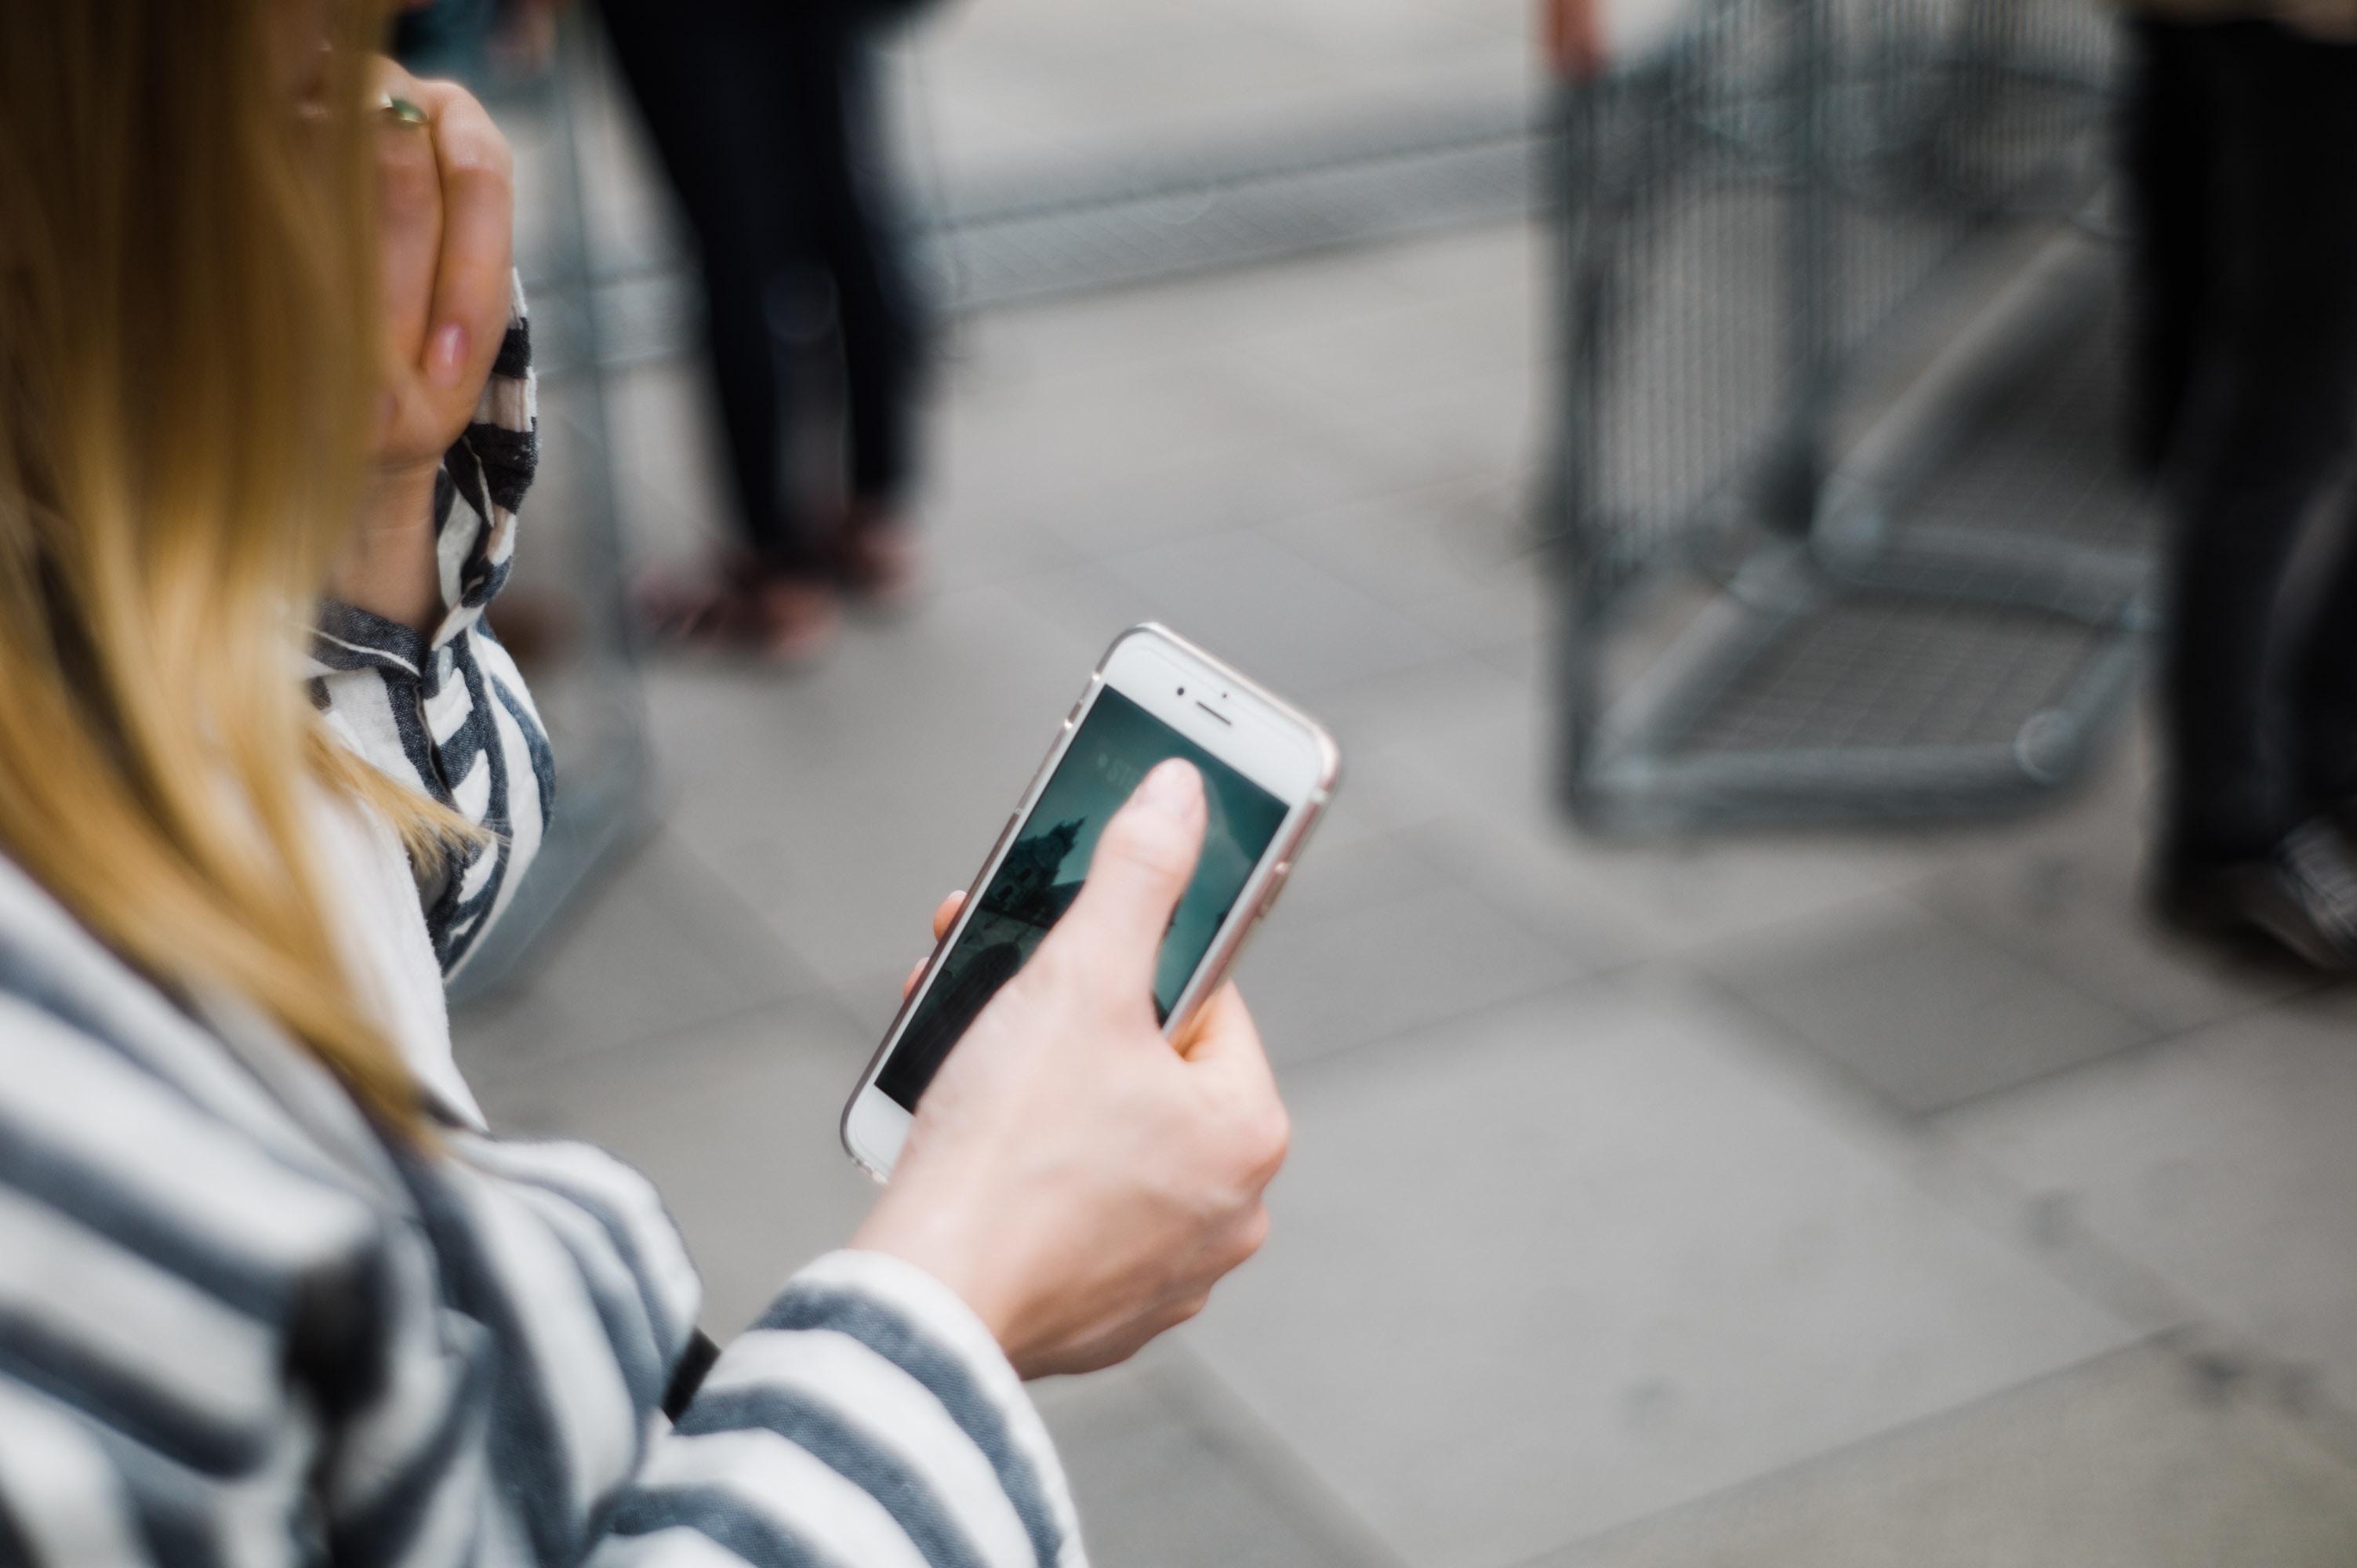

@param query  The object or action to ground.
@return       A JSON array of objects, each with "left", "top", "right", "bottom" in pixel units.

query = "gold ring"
[{"left": 380, "top": 94, "right": 429, "bottom": 129}]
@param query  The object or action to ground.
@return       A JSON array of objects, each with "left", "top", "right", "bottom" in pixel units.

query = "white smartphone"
[{"left": 840, "top": 624, "right": 1340, "bottom": 1181}]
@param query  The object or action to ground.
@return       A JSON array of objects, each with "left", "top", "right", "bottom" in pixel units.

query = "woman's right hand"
[
  {"left": 330, "top": 62, "right": 515, "bottom": 631},
  {"left": 851, "top": 759, "right": 1291, "bottom": 1379}
]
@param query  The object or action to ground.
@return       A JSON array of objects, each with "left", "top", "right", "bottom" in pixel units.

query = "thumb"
[{"left": 1049, "top": 757, "right": 1207, "bottom": 998}]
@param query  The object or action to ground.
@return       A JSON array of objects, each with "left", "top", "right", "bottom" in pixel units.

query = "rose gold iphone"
[{"left": 841, "top": 623, "right": 1340, "bottom": 1180}]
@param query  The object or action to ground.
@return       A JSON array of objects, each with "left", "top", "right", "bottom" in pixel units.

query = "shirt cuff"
[{"left": 311, "top": 599, "right": 430, "bottom": 683}]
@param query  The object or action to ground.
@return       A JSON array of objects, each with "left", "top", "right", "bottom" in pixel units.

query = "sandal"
[
  {"left": 835, "top": 503, "right": 924, "bottom": 611},
  {"left": 635, "top": 559, "right": 841, "bottom": 666}
]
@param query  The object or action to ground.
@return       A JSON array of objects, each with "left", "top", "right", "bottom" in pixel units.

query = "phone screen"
[{"left": 875, "top": 686, "right": 1290, "bottom": 1112}]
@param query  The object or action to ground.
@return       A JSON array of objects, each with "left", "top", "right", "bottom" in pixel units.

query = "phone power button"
[{"left": 1252, "top": 862, "right": 1292, "bottom": 926}]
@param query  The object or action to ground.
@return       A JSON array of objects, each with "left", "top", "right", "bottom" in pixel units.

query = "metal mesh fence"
[
  {"left": 1556, "top": 9, "right": 1800, "bottom": 606},
  {"left": 1549, "top": 0, "right": 2140, "bottom": 831}
]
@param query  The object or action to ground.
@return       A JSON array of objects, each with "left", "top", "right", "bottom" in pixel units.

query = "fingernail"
[
  {"left": 426, "top": 322, "right": 468, "bottom": 387},
  {"left": 1136, "top": 757, "right": 1201, "bottom": 820}
]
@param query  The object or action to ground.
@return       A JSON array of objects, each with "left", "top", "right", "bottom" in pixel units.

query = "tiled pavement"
[{"left": 457, "top": 28, "right": 2357, "bottom": 1564}]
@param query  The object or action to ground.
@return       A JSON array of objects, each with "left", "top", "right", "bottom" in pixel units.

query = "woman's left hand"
[{"left": 331, "top": 63, "right": 515, "bottom": 631}]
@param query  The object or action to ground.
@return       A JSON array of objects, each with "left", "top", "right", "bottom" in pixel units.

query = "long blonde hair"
[{"left": 0, "top": 1, "right": 466, "bottom": 1128}]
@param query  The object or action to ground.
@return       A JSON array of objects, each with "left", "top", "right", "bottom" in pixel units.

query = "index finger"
[
  {"left": 1175, "top": 984, "right": 1271, "bottom": 1081},
  {"left": 931, "top": 891, "right": 965, "bottom": 942},
  {"left": 1175, "top": 984, "right": 1289, "bottom": 1176},
  {"left": 371, "top": 61, "right": 441, "bottom": 369},
  {"left": 412, "top": 81, "right": 514, "bottom": 391}
]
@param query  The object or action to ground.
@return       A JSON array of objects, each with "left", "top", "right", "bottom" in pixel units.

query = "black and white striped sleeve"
[
  {"left": 0, "top": 990, "right": 383, "bottom": 1568},
  {"left": 311, "top": 273, "right": 554, "bottom": 980},
  {"left": 435, "top": 1129, "right": 1087, "bottom": 1568},
  {"left": 598, "top": 1251, "right": 1085, "bottom": 1568},
  {"left": 0, "top": 1000, "right": 1089, "bottom": 1568}
]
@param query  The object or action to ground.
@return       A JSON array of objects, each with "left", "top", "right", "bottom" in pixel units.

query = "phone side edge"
[{"left": 837, "top": 669, "right": 1109, "bottom": 1173}]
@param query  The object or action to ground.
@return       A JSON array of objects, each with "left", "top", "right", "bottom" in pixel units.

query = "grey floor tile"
[
  {"left": 1259, "top": 814, "right": 1451, "bottom": 925},
  {"left": 827, "top": 960, "right": 929, "bottom": 1055},
  {"left": 908, "top": 485, "right": 1091, "bottom": 597},
  {"left": 1370, "top": 222, "right": 1549, "bottom": 303},
  {"left": 1920, "top": 835, "right": 2319, "bottom": 1040},
  {"left": 1884, "top": 715, "right": 2319, "bottom": 1040},
  {"left": 1540, "top": 1345, "right": 2357, "bottom": 1568},
  {"left": 1948, "top": 996, "right": 2357, "bottom": 1421},
  {"left": 1310, "top": 361, "right": 1548, "bottom": 499},
  {"left": 1260, "top": 477, "right": 1534, "bottom": 622},
  {"left": 1019, "top": 529, "right": 1458, "bottom": 699},
  {"left": 1306, "top": 640, "right": 1534, "bottom": 771},
  {"left": 1179, "top": 978, "right": 2133, "bottom": 1568},
  {"left": 451, "top": 831, "right": 823, "bottom": 1085},
  {"left": 1238, "top": 278, "right": 1542, "bottom": 423},
  {"left": 1033, "top": 431, "right": 1392, "bottom": 565},
  {"left": 1033, "top": 1352, "right": 1389, "bottom": 1568},
  {"left": 1349, "top": 674, "right": 1967, "bottom": 956},
  {"left": 1704, "top": 896, "right": 2156, "bottom": 1115},
  {"left": 1236, "top": 880, "right": 1602, "bottom": 1065},
  {"left": 1405, "top": 567, "right": 1549, "bottom": 680},
  {"left": 935, "top": 351, "right": 1304, "bottom": 540},
  {"left": 471, "top": 999, "right": 881, "bottom": 1337}
]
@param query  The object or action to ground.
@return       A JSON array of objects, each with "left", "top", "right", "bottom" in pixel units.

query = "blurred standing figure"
[
  {"left": 605, "top": 0, "right": 930, "bottom": 662},
  {"left": 2119, "top": 6, "right": 2357, "bottom": 967}
]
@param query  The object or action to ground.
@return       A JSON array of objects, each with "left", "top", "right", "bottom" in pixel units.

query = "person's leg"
[
  {"left": 2117, "top": 18, "right": 2216, "bottom": 474},
  {"left": 2274, "top": 41, "right": 2357, "bottom": 808},
  {"left": 801, "top": 25, "right": 931, "bottom": 592},
  {"left": 2159, "top": 24, "right": 2357, "bottom": 872},
  {"left": 601, "top": 0, "right": 823, "bottom": 578}
]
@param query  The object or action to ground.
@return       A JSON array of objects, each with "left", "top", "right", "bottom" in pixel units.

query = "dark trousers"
[
  {"left": 2124, "top": 18, "right": 2357, "bottom": 863},
  {"left": 601, "top": 0, "right": 927, "bottom": 575}
]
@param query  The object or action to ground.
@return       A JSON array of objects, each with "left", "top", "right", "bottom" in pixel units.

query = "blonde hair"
[{"left": 0, "top": 2, "right": 471, "bottom": 1129}]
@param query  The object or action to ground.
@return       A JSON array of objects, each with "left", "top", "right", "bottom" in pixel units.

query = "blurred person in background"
[
  {"left": 2118, "top": 4, "right": 2357, "bottom": 967},
  {"left": 0, "top": 4, "right": 1286, "bottom": 1562},
  {"left": 606, "top": 0, "right": 935, "bottom": 664}
]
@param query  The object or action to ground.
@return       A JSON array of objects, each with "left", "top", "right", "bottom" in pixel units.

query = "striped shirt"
[
  {"left": 305, "top": 274, "right": 553, "bottom": 981},
  {"left": 0, "top": 292, "right": 1084, "bottom": 1566}
]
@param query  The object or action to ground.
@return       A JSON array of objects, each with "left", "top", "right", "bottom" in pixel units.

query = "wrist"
[
  {"left": 331, "top": 460, "right": 444, "bottom": 631},
  {"left": 354, "top": 459, "right": 439, "bottom": 546},
  {"left": 851, "top": 1196, "right": 1026, "bottom": 1361}
]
